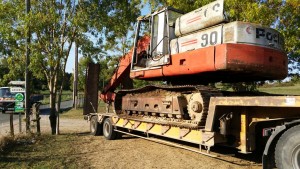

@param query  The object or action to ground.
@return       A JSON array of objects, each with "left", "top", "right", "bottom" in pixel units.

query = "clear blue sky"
[{"left": 65, "top": 3, "right": 151, "bottom": 73}]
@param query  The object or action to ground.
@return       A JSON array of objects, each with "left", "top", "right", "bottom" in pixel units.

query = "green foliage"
[
  {"left": 0, "top": 1, "right": 26, "bottom": 85},
  {"left": 290, "top": 74, "right": 300, "bottom": 84},
  {"left": 99, "top": 56, "right": 120, "bottom": 90},
  {"left": 160, "top": 0, "right": 213, "bottom": 12},
  {"left": 277, "top": 1, "right": 300, "bottom": 64},
  {"left": 231, "top": 82, "right": 258, "bottom": 92},
  {"left": 0, "top": 58, "right": 9, "bottom": 86},
  {"left": 0, "top": 0, "right": 142, "bottom": 107}
]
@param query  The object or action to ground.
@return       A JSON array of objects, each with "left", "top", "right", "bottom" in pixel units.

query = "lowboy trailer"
[
  {"left": 87, "top": 95, "right": 300, "bottom": 169},
  {"left": 85, "top": 1, "right": 300, "bottom": 168}
]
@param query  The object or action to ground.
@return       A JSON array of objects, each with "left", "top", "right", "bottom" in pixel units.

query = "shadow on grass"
[{"left": 58, "top": 132, "right": 91, "bottom": 136}]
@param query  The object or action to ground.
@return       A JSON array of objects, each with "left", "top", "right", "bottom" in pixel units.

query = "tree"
[
  {"left": 0, "top": 58, "right": 9, "bottom": 86},
  {"left": 0, "top": 0, "right": 142, "bottom": 134},
  {"left": 277, "top": 1, "right": 300, "bottom": 72},
  {"left": 0, "top": 1, "right": 26, "bottom": 86}
]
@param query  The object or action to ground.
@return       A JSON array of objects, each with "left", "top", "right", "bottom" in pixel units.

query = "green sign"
[
  {"left": 15, "top": 93, "right": 24, "bottom": 101},
  {"left": 14, "top": 101, "right": 24, "bottom": 112},
  {"left": 15, "top": 93, "right": 24, "bottom": 112}
]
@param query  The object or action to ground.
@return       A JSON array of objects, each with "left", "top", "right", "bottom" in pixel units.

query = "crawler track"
[{"left": 114, "top": 85, "right": 222, "bottom": 128}]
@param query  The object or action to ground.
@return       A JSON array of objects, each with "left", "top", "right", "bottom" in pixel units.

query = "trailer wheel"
[
  {"left": 275, "top": 125, "right": 300, "bottom": 169},
  {"left": 103, "top": 118, "right": 117, "bottom": 140},
  {"left": 90, "top": 116, "right": 102, "bottom": 136}
]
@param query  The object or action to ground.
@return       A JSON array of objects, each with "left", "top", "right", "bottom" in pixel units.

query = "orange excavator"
[{"left": 100, "top": 0, "right": 287, "bottom": 127}]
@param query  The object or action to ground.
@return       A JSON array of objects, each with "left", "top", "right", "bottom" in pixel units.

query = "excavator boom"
[{"left": 100, "top": 36, "right": 150, "bottom": 103}]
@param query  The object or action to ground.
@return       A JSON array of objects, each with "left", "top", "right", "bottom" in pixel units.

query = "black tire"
[
  {"left": 275, "top": 124, "right": 300, "bottom": 169},
  {"left": 90, "top": 116, "right": 103, "bottom": 136},
  {"left": 103, "top": 118, "right": 117, "bottom": 140}
]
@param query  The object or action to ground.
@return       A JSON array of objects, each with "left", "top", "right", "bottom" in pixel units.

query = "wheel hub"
[{"left": 292, "top": 144, "right": 300, "bottom": 169}]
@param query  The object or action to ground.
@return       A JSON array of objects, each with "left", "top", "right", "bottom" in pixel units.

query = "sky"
[{"left": 65, "top": 3, "right": 151, "bottom": 73}]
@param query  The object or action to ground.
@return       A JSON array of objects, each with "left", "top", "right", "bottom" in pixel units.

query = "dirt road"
[
  {"left": 77, "top": 135, "right": 260, "bottom": 169},
  {"left": 1, "top": 115, "right": 261, "bottom": 169},
  {"left": 43, "top": 116, "right": 260, "bottom": 169}
]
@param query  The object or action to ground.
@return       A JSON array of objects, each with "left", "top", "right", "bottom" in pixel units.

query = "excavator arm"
[{"left": 100, "top": 35, "right": 150, "bottom": 103}]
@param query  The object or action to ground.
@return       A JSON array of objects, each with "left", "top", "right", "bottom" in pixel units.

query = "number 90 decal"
[{"left": 201, "top": 31, "right": 218, "bottom": 47}]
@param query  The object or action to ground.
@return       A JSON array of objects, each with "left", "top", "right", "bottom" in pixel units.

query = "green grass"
[
  {"left": 39, "top": 90, "right": 84, "bottom": 105},
  {"left": 60, "top": 108, "right": 83, "bottom": 119},
  {"left": 41, "top": 94, "right": 84, "bottom": 105},
  {"left": 0, "top": 134, "right": 89, "bottom": 169},
  {"left": 59, "top": 101, "right": 106, "bottom": 119},
  {"left": 41, "top": 94, "right": 73, "bottom": 105},
  {"left": 258, "top": 83, "right": 300, "bottom": 95},
  {"left": 40, "top": 90, "right": 73, "bottom": 95}
]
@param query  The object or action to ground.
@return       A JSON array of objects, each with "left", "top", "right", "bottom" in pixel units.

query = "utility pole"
[
  {"left": 73, "top": 42, "right": 78, "bottom": 109},
  {"left": 25, "top": 0, "right": 31, "bottom": 133}
]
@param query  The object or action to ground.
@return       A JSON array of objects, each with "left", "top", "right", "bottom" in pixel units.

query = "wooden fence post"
[
  {"left": 31, "top": 103, "right": 41, "bottom": 135},
  {"left": 10, "top": 112, "right": 14, "bottom": 136}
]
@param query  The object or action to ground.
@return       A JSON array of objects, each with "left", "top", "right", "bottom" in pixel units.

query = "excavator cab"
[{"left": 131, "top": 7, "right": 183, "bottom": 70}]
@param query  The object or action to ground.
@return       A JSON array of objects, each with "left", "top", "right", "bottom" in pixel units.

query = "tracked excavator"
[
  {"left": 86, "top": 1, "right": 300, "bottom": 168},
  {"left": 99, "top": 0, "right": 287, "bottom": 128}
]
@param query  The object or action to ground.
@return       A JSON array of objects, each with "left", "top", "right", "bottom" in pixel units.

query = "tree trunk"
[
  {"left": 49, "top": 80, "right": 57, "bottom": 135},
  {"left": 49, "top": 93, "right": 56, "bottom": 135},
  {"left": 56, "top": 73, "right": 65, "bottom": 135}
]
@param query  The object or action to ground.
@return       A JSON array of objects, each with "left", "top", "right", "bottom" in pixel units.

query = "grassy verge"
[
  {"left": 258, "top": 83, "right": 300, "bottom": 95},
  {"left": 40, "top": 90, "right": 84, "bottom": 105},
  {"left": 59, "top": 101, "right": 107, "bottom": 119},
  {"left": 0, "top": 134, "right": 89, "bottom": 169},
  {"left": 41, "top": 94, "right": 74, "bottom": 105},
  {"left": 60, "top": 108, "right": 84, "bottom": 119}
]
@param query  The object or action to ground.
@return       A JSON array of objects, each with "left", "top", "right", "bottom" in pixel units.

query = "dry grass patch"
[
  {"left": 60, "top": 108, "right": 83, "bottom": 119},
  {"left": 0, "top": 133, "right": 90, "bottom": 169},
  {"left": 0, "top": 135, "right": 34, "bottom": 152}
]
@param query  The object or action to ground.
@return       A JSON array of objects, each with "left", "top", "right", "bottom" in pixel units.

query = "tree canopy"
[{"left": 0, "top": 0, "right": 142, "bottom": 134}]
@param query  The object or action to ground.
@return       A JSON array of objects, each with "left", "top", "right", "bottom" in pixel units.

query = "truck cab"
[
  {"left": 0, "top": 81, "right": 43, "bottom": 113},
  {"left": 0, "top": 87, "right": 18, "bottom": 113}
]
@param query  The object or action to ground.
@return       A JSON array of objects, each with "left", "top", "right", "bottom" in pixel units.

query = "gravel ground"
[{"left": 0, "top": 115, "right": 261, "bottom": 169}]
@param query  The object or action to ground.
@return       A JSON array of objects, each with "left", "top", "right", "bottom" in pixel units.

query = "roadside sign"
[
  {"left": 10, "top": 87, "right": 25, "bottom": 93},
  {"left": 15, "top": 102, "right": 24, "bottom": 112},
  {"left": 8, "top": 81, "right": 25, "bottom": 86},
  {"left": 15, "top": 93, "right": 24, "bottom": 112},
  {"left": 15, "top": 93, "right": 24, "bottom": 101}
]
